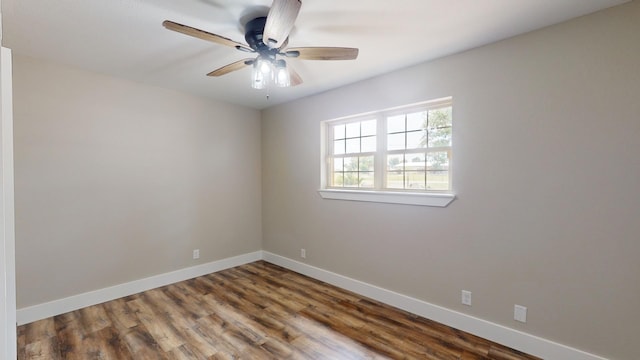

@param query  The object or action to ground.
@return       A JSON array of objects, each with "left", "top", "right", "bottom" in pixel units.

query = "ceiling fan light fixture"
[
  {"left": 251, "top": 61, "right": 266, "bottom": 89},
  {"left": 257, "top": 57, "right": 272, "bottom": 75},
  {"left": 252, "top": 56, "right": 291, "bottom": 89},
  {"left": 275, "top": 59, "right": 290, "bottom": 87}
]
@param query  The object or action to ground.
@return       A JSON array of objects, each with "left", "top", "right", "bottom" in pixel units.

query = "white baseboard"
[
  {"left": 262, "top": 251, "right": 607, "bottom": 360},
  {"left": 16, "top": 251, "right": 262, "bottom": 325}
]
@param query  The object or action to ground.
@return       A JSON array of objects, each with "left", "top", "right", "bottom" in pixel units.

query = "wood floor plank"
[
  {"left": 163, "top": 282, "right": 213, "bottom": 319},
  {"left": 99, "top": 326, "right": 134, "bottom": 359},
  {"left": 78, "top": 326, "right": 133, "bottom": 360},
  {"left": 103, "top": 298, "right": 139, "bottom": 332},
  {"left": 167, "top": 343, "right": 210, "bottom": 360},
  {"left": 200, "top": 295, "right": 268, "bottom": 344},
  {"left": 259, "top": 337, "right": 295, "bottom": 359},
  {"left": 206, "top": 313, "right": 267, "bottom": 356},
  {"left": 120, "top": 324, "right": 170, "bottom": 360},
  {"left": 290, "top": 333, "right": 380, "bottom": 360},
  {"left": 24, "top": 336, "right": 61, "bottom": 360},
  {"left": 289, "top": 335, "right": 352, "bottom": 359},
  {"left": 17, "top": 260, "right": 541, "bottom": 360},
  {"left": 189, "top": 276, "right": 219, "bottom": 295},
  {"left": 78, "top": 304, "right": 112, "bottom": 335},
  {"left": 193, "top": 314, "right": 248, "bottom": 359},
  {"left": 461, "top": 350, "right": 492, "bottom": 360},
  {"left": 175, "top": 326, "right": 219, "bottom": 358},
  {"left": 144, "top": 288, "right": 198, "bottom": 330},
  {"left": 17, "top": 325, "right": 27, "bottom": 360},
  {"left": 126, "top": 297, "right": 185, "bottom": 352},
  {"left": 22, "top": 317, "right": 56, "bottom": 345},
  {"left": 56, "top": 318, "right": 84, "bottom": 360},
  {"left": 189, "top": 324, "right": 240, "bottom": 360}
]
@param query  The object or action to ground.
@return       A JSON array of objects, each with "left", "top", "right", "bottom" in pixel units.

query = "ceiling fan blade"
[
  {"left": 278, "top": 37, "right": 289, "bottom": 51},
  {"left": 288, "top": 65, "right": 303, "bottom": 86},
  {"left": 163, "top": 20, "right": 253, "bottom": 52},
  {"left": 263, "top": 0, "right": 302, "bottom": 48},
  {"left": 285, "top": 47, "right": 359, "bottom": 60},
  {"left": 207, "top": 58, "right": 255, "bottom": 77}
]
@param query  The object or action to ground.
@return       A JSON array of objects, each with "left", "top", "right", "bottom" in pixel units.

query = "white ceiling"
[{"left": 1, "top": 0, "right": 629, "bottom": 109}]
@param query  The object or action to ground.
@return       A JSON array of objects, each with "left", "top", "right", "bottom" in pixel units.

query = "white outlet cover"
[
  {"left": 461, "top": 290, "right": 472, "bottom": 306},
  {"left": 514, "top": 304, "right": 527, "bottom": 322}
]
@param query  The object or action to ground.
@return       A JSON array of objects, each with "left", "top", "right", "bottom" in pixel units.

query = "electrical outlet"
[
  {"left": 514, "top": 304, "right": 527, "bottom": 323},
  {"left": 461, "top": 290, "right": 472, "bottom": 306},
  {"left": 193, "top": 249, "right": 200, "bottom": 259},
  {"left": 300, "top": 248, "right": 306, "bottom": 259}
]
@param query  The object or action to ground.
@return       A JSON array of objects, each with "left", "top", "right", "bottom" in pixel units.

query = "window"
[
  {"left": 320, "top": 98, "right": 454, "bottom": 207},
  {"left": 330, "top": 118, "right": 377, "bottom": 189}
]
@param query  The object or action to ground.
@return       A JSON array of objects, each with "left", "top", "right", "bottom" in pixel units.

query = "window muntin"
[{"left": 325, "top": 99, "right": 452, "bottom": 193}]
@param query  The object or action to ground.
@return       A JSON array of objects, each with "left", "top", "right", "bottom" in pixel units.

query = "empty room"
[{"left": 0, "top": 0, "right": 639, "bottom": 359}]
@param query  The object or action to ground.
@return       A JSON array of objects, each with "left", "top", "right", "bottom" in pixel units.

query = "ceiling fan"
[{"left": 163, "top": 0, "right": 359, "bottom": 89}]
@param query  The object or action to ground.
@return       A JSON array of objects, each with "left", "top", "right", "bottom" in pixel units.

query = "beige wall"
[
  {"left": 262, "top": 2, "right": 640, "bottom": 359},
  {"left": 13, "top": 55, "right": 262, "bottom": 308}
]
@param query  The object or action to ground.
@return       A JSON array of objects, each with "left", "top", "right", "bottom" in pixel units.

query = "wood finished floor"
[{"left": 17, "top": 261, "right": 541, "bottom": 359}]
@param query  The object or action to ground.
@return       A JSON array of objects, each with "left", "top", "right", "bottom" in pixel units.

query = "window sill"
[{"left": 318, "top": 189, "right": 455, "bottom": 207}]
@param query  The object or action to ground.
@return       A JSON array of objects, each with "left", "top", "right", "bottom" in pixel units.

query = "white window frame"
[{"left": 319, "top": 98, "right": 455, "bottom": 207}]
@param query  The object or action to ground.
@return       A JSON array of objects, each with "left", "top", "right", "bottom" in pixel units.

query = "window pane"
[
  {"left": 386, "top": 171, "right": 404, "bottom": 189},
  {"left": 333, "top": 158, "right": 343, "bottom": 172},
  {"left": 387, "top": 154, "right": 404, "bottom": 170},
  {"left": 345, "top": 138, "right": 360, "bottom": 154},
  {"left": 361, "top": 135, "right": 376, "bottom": 153},
  {"left": 387, "top": 115, "right": 405, "bottom": 133},
  {"left": 427, "top": 171, "right": 449, "bottom": 190},
  {"left": 405, "top": 153, "right": 425, "bottom": 170},
  {"left": 346, "top": 122, "right": 360, "bottom": 138},
  {"left": 427, "top": 152, "right": 449, "bottom": 171},
  {"left": 428, "top": 127, "right": 452, "bottom": 147},
  {"left": 344, "top": 157, "right": 358, "bottom": 171},
  {"left": 344, "top": 172, "right": 359, "bottom": 187},
  {"left": 333, "top": 124, "right": 346, "bottom": 140},
  {"left": 359, "top": 156, "right": 374, "bottom": 171},
  {"left": 359, "top": 172, "right": 374, "bottom": 188},
  {"left": 333, "top": 173, "right": 344, "bottom": 187},
  {"left": 361, "top": 119, "right": 376, "bottom": 136},
  {"left": 406, "top": 130, "right": 426, "bottom": 149},
  {"left": 387, "top": 133, "right": 405, "bottom": 150},
  {"left": 405, "top": 171, "right": 426, "bottom": 189},
  {"left": 333, "top": 140, "right": 345, "bottom": 155},
  {"left": 428, "top": 107, "right": 452, "bottom": 128},
  {"left": 407, "top": 111, "right": 427, "bottom": 131}
]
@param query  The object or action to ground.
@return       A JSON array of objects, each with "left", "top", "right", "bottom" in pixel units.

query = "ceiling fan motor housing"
[{"left": 245, "top": 17, "right": 280, "bottom": 60}]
